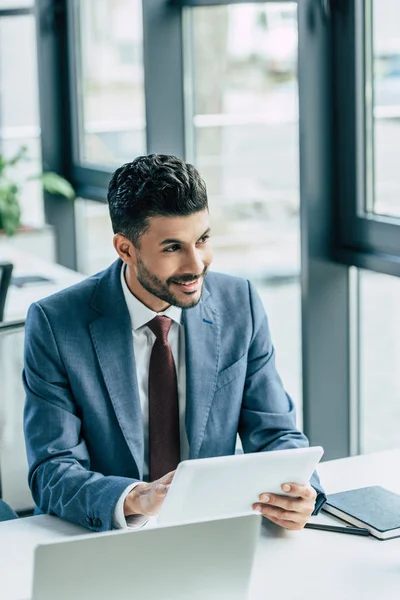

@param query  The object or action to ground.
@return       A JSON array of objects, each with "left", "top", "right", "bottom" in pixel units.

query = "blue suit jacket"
[{"left": 23, "top": 259, "right": 325, "bottom": 531}]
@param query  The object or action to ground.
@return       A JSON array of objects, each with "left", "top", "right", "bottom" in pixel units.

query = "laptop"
[{"left": 30, "top": 514, "right": 261, "bottom": 600}]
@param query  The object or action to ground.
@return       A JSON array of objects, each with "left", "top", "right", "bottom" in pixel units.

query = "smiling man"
[{"left": 23, "top": 154, "right": 326, "bottom": 532}]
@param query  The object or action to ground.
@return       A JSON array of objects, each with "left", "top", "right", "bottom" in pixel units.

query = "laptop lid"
[{"left": 32, "top": 514, "right": 261, "bottom": 600}]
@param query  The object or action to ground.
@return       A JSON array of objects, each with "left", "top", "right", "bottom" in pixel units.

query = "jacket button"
[
  {"left": 93, "top": 518, "right": 102, "bottom": 528},
  {"left": 86, "top": 517, "right": 93, "bottom": 526}
]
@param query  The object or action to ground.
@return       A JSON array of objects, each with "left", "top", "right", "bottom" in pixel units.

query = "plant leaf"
[
  {"left": 37, "top": 172, "right": 75, "bottom": 200},
  {"left": 7, "top": 145, "right": 29, "bottom": 167},
  {"left": 0, "top": 183, "right": 21, "bottom": 236}
]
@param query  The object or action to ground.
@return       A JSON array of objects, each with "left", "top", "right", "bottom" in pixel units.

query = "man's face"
[{"left": 131, "top": 210, "right": 213, "bottom": 310}]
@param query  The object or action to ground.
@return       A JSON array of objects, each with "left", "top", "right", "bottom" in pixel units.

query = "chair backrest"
[
  {"left": 0, "top": 320, "right": 34, "bottom": 513},
  {"left": 0, "top": 262, "right": 13, "bottom": 322},
  {"left": 0, "top": 499, "right": 18, "bottom": 521}
]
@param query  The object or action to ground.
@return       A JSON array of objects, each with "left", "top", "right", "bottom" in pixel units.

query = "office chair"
[
  {"left": 0, "top": 499, "right": 18, "bottom": 521},
  {"left": 0, "top": 261, "right": 13, "bottom": 322}
]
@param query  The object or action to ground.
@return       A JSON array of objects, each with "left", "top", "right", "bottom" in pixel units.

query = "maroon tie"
[{"left": 147, "top": 316, "right": 180, "bottom": 481}]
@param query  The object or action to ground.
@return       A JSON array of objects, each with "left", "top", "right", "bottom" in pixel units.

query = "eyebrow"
[{"left": 159, "top": 227, "right": 211, "bottom": 246}]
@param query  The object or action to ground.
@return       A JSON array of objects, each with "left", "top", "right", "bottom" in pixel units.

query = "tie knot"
[{"left": 147, "top": 315, "right": 172, "bottom": 342}]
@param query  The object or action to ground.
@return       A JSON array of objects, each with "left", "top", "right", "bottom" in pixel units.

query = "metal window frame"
[
  {"left": 0, "top": 7, "right": 34, "bottom": 17},
  {"left": 170, "top": 0, "right": 295, "bottom": 6},
  {"left": 333, "top": 0, "right": 400, "bottom": 277},
  {"left": 298, "top": 0, "right": 355, "bottom": 459},
  {"left": 63, "top": 0, "right": 186, "bottom": 203},
  {"left": 35, "top": 0, "right": 77, "bottom": 269},
  {"left": 65, "top": 0, "right": 114, "bottom": 201}
]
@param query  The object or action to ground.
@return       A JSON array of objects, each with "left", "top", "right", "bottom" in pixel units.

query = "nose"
[{"left": 184, "top": 247, "right": 204, "bottom": 277}]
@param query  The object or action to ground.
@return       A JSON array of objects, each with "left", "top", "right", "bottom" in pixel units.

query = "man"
[{"left": 23, "top": 154, "right": 325, "bottom": 532}]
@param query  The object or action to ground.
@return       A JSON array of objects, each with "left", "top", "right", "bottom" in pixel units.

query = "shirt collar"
[{"left": 120, "top": 263, "right": 182, "bottom": 331}]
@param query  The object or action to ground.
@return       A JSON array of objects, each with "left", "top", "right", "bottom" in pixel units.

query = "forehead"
[{"left": 145, "top": 210, "right": 210, "bottom": 241}]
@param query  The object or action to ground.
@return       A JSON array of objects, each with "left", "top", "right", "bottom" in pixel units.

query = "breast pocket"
[{"left": 215, "top": 354, "right": 247, "bottom": 392}]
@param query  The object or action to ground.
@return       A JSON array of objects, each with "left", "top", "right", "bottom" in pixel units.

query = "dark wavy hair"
[{"left": 107, "top": 154, "right": 208, "bottom": 247}]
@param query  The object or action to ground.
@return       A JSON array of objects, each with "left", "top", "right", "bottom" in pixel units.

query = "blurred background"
[{"left": 0, "top": 0, "right": 400, "bottom": 514}]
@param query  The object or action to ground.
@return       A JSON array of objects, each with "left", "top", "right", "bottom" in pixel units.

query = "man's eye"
[
  {"left": 199, "top": 235, "right": 210, "bottom": 244},
  {"left": 164, "top": 245, "right": 180, "bottom": 253}
]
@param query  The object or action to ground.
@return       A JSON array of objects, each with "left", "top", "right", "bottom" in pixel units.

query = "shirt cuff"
[
  {"left": 113, "top": 482, "right": 149, "bottom": 529},
  {"left": 312, "top": 491, "right": 327, "bottom": 515}
]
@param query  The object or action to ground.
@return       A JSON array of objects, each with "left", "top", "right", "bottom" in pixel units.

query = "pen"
[{"left": 304, "top": 522, "right": 370, "bottom": 536}]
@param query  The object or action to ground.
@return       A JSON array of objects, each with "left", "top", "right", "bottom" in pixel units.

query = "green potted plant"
[{"left": 0, "top": 146, "right": 75, "bottom": 236}]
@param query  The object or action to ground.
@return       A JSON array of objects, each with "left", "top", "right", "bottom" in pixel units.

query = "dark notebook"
[{"left": 323, "top": 486, "right": 400, "bottom": 540}]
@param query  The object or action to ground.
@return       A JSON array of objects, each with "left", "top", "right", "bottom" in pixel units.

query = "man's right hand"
[{"left": 123, "top": 470, "right": 175, "bottom": 517}]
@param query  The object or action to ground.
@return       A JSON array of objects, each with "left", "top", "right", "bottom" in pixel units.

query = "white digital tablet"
[{"left": 157, "top": 446, "right": 324, "bottom": 526}]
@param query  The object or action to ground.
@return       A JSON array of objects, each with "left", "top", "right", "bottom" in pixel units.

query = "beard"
[{"left": 135, "top": 257, "right": 208, "bottom": 309}]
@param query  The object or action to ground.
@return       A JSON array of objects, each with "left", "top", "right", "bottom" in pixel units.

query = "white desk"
[
  {"left": 1, "top": 449, "right": 400, "bottom": 600},
  {"left": 0, "top": 247, "right": 84, "bottom": 323}
]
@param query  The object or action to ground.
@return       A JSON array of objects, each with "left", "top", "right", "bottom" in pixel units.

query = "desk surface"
[
  {"left": 1, "top": 449, "right": 400, "bottom": 600},
  {"left": 1, "top": 248, "right": 84, "bottom": 323}
]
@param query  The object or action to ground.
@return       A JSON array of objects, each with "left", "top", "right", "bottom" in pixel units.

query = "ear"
[{"left": 113, "top": 234, "right": 137, "bottom": 266}]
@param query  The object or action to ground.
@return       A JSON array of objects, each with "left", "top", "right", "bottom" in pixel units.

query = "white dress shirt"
[{"left": 113, "top": 265, "right": 189, "bottom": 528}]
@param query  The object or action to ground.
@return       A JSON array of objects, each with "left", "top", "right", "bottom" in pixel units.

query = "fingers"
[
  {"left": 279, "top": 483, "right": 317, "bottom": 500},
  {"left": 264, "top": 514, "right": 305, "bottom": 531},
  {"left": 253, "top": 502, "right": 303, "bottom": 522},
  {"left": 253, "top": 502, "right": 308, "bottom": 530},
  {"left": 159, "top": 470, "right": 175, "bottom": 485},
  {"left": 257, "top": 486, "right": 316, "bottom": 512},
  {"left": 154, "top": 483, "right": 170, "bottom": 495},
  {"left": 124, "top": 470, "right": 176, "bottom": 517},
  {"left": 252, "top": 484, "right": 317, "bottom": 531},
  {"left": 258, "top": 493, "right": 299, "bottom": 512}
]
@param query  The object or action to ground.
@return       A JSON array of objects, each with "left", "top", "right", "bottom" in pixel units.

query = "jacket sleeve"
[
  {"left": 23, "top": 302, "right": 139, "bottom": 531},
  {"left": 239, "top": 281, "right": 326, "bottom": 514}
]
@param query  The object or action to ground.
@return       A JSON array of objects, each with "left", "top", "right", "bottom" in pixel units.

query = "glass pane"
[
  {"left": 76, "top": 0, "right": 146, "bottom": 167},
  {"left": 0, "top": 15, "right": 44, "bottom": 229},
  {"left": 185, "top": 3, "right": 302, "bottom": 419},
  {"left": 0, "top": 1, "right": 33, "bottom": 7},
  {"left": 75, "top": 198, "right": 117, "bottom": 275},
  {"left": 369, "top": 0, "right": 400, "bottom": 217},
  {"left": 360, "top": 270, "right": 400, "bottom": 452}
]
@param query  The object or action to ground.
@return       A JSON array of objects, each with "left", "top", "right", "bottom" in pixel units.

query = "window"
[
  {"left": 71, "top": 0, "right": 146, "bottom": 168},
  {"left": 369, "top": 0, "right": 400, "bottom": 218},
  {"left": 184, "top": 3, "right": 302, "bottom": 415},
  {"left": 75, "top": 198, "right": 116, "bottom": 275},
  {"left": 38, "top": 0, "right": 400, "bottom": 459},
  {"left": 0, "top": 0, "right": 32, "bottom": 7},
  {"left": 0, "top": 14, "right": 43, "bottom": 229},
  {"left": 360, "top": 269, "right": 400, "bottom": 452},
  {"left": 335, "top": 0, "right": 400, "bottom": 274},
  {"left": 70, "top": 0, "right": 146, "bottom": 273}
]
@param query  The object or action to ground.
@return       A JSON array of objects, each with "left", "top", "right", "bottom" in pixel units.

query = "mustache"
[{"left": 169, "top": 267, "right": 208, "bottom": 285}]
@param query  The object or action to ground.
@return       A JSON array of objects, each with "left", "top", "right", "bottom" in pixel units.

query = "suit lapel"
[
  {"left": 89, "top": 260, "right": 144, "bottom": 478},
  {"left": 183, "top": 287, "right": 220, "bottom": 459}
]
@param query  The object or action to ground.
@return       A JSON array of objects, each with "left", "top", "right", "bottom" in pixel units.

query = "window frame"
[
  {"left": 333, "top": 0, "right": 400, "bottom": 277},
  {"left": 64, "top": 0, "right": 186, "bottom": 202}
]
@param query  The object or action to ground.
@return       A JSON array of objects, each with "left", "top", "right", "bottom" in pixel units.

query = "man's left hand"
[{"left": 252, "top": 483, "right": 317, "bottom": 530}]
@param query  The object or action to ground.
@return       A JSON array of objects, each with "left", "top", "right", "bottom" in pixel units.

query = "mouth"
[{"left": 171, "top": 279, "right": 201, "bottom": 293}]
